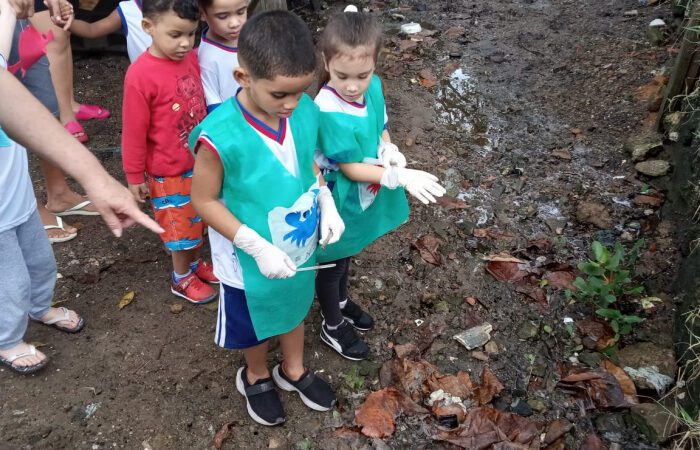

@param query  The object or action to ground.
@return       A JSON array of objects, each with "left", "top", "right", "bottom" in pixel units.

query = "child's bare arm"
[
  {"left": 339, "top": 162, "right": 384, "bottom": 184},
  {"left": 191, "top": 145, "right": 242, "bottom": 242},
  {"left": 70, "top": 10, "right": 121, "bottom": 39}
]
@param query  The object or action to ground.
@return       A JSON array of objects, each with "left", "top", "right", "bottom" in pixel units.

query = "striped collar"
[
  {"left": 235, "top": 91, "right": 286, "bottom": 144},
  {"left": 201, "top": 26, "right": 238, "bottom": 53},
  {"left": 322, "top": 84, "right": 366, "bottom": 108}
]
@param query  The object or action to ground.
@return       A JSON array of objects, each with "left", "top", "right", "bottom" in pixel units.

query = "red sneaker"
[
  {"left": 193, "top": 259, "right": 219, "bottom": 284},
  {"left": 171, "top": 273, "right": 217, "bottom": 304}
]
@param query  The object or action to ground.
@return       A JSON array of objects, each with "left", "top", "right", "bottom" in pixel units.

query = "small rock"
[
  {"left": 624, "top": 366, "right": 675, "bottom": 394},
  {"left": 511, "top": 398, "right": 533, "bottom": 417},
  {"left": 552, "top": 148, "right": 572, "bottom": 160},
  {"left": 633, "top": 195, "right": 663, "bottom": 207},
  {"left": 578, "top": 351, "right": 602, "bottom": 367},
  {"left": 623, "top": 9, "right": 639, "bottom": 16},
  {"left": 545, "top": 218, "right": 567, "bottom": 234},
  {"left": 527, "top": 398, "right": 547, "bottom": 413},
  {"left": 624, "top": 132, "right": 663, "bottom": 162},
  {"left": 470, "top": 350, "right": 489, "bottom": 361},
  {"left": 647, "top": 19, "right": 666, "bottom": 46},
  {"left": 635, "top": 160, "right": 670, "bottom": 177},
  {"left": 630, "top": 403, "right": 678, "bottom": 443},
  {"left": 170, "top": 304, "right": 184, "bottom": 314},
  {"left": 576, "top": 202, "right": 614, "bottom": 229},
  {"left": 453, "top": 322, "right": 493, "bottom": 350},
  {"left": 484, "top": 340, "right": 499, "bottom": 354},
  {"left": 443, "top": 167, "right": 463, "bottom": 197},
  {"left": 618, "top": 342, "right": 676, "bottom": 393},
  {"left": 268, "top": 437, "right": 282, "bottom": 448},
  {"left": 595, "top": 413, "right": 627, "bottom": 438},
  {"left": 517, "top": 320, "right": 540, "bottom": 340}
]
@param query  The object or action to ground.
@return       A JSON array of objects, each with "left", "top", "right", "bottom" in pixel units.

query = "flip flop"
[
  {"left": 0, "top": 344, "right": 49, "bottom": 375},
  {"left": 51, "top": 199, "right": 100, "bottom": 217},
  {"left": 64, "top": 120, "right": 88, "bottom": 143},
  {"left": 44, "top": 216, "right": 78, "bottom": 244},
  {"left": 33, "top": 307, "right": 85, "bottom": 333},
  {"left": 75, "top": 103, "right": 111, "bottom": 121}
]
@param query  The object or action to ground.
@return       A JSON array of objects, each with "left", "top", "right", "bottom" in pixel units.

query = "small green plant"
[
  {"left": 567, "top": 240, "right": 646, "bottom": 342},
  {"left": 342, "top": 366, "right": 365, "bottom": 391}
]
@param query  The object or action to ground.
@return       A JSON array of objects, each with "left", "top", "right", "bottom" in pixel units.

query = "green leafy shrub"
[{"left": 567, "top": 240, "right": 646, "bottom": 342}]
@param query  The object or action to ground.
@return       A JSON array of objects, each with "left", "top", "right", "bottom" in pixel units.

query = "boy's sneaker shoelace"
[
  {"left": 192, "top": 259, "right": 220, "bottom": 284},
  {"left": 320, "top": 320, "right": 370, "bottom": 361},
  {"left": 272, "top": 364, "right": 336, "bottom": 411},
  {"left": 235, "top": 367, "right": 285, "bottom": 426},
  {"left": 341, "top": 299, "right": 374, "bottom": 331},
  {"left": 170, "top": 273, "right": 217, "bottom": 304}
]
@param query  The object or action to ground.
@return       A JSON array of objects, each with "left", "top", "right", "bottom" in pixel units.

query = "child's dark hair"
[
  {"left": 142, "top": 0, "right": 200, "bottom": 21},
  {"left": 238, "top": 11, "right": 316, "bottom": 80},
  {"left": 318, "top": 10, "right": 382, "bottom": 87}
]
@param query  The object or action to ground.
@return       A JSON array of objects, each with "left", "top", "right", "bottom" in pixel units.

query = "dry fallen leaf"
[
  {"left": 473, "top": 366, "right": 504, "bottom": 405},
  {"left": 419, "top": 69, "right": 438, "bottom": 89},
  {"left": 213, "top": 422, "right": 235, "bottom": 449},
  {"left": 557, "top": 366, "right": 633, "bottom": 409},
  {"left": 485, "top": 260, "right": 529, "bottom": 282},
  {"left": 601, "top": 359, "right": 638, "bottom": 405},
  {"left": 543, "top": 271, "right": 577, "bottom": 291},
  {"left": 580, "top": 432, "right": 606, "bottom": 450},
  {"left": 413, "top": 234, "right": 442, "bottom": 266},
  {"left": 576, "top": 319, "right": 616, "bottom": 351},
  {"left": 436, "top": 195, "right": 469, "bottom": 210},
  {"left": 118, "top": 291, "right": 135, "bottom": 310},
  {"left": 355, "top": 388, "right": 427, "bottom": 438},
  {"left": 434, "top": 406, "right": 541, "bottom": 449}
]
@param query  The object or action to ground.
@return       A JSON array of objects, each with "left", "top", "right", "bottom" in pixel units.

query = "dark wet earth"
[{"left": 0, "top": 1, "right": 687, "bottom": 448}]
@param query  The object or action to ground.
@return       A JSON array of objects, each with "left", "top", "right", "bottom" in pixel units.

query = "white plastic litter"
[
  {"left": 649, "top": 18, "right": 666, "bottom": 27},
  {"left": 400, "top": 22, "right": 422, "bottom": 34}
]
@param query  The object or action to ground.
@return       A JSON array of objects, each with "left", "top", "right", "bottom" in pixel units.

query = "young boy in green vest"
[{"left": 189, "top": 11, "right": 345, "bottom": 426}]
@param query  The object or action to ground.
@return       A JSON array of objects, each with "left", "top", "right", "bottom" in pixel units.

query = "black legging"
[{"left": 315, "top": 257, "right": 350, "bottom": 327}]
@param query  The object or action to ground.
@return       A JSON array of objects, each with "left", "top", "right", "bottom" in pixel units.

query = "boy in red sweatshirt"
[{"left": 122, "top": 0, "right": 218, "bottom": 303}]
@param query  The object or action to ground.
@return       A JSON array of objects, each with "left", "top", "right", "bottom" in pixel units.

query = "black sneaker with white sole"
[
  {"left": 320, "top": 320, "right": 370, "bottom": 361},
  {"left": 272, "top": 364, "right": 336, "bottom": 412},
  {"left": 341, "top": 299, "right": 374, "bottom": 331},
  {"left": 235, "top": 367, "right": 285, "bottom": 426}
]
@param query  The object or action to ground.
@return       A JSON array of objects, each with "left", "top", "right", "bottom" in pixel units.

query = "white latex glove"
[
  {"left": 377, "top": 140, "right": 407, "bottom": 169},
  {"left": 317, "top": 186, "right": 344, "bottom": 246},
  {"left": 233, "top": 225, "right": 296, "bottom": 279},
  {"left": 380, "top": 167, "right": 446, "bottom": 205}
]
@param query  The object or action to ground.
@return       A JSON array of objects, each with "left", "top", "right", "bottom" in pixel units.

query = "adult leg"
[
  {"left": 18, "top": 210, "right": 81, "bottom": 329},
  {"left": 0, "top": 214, "right": 48, "bottom": 369},
  {"left": 28, "top": 12, "right": 81, "bottom": 134}
]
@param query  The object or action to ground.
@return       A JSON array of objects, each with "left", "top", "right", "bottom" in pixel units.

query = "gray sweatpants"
[{"left": 0, "top": 210, "right": 57, "bottom": 350}]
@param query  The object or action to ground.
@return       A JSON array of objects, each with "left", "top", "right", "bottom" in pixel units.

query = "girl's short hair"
[{"left": 318, "top": 9, "right": 382, "bottom": 67}]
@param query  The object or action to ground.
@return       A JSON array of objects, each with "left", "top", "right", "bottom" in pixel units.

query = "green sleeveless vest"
[
  {"left": 316, "top": 75, "right": 409, "bottom": 263},
  {"left": 189, "top": 94, "right": 320, "bottom": 340}
]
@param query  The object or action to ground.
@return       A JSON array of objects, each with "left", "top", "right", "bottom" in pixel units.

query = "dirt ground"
[{"left": 1, "top": 0, "right": 686, "bottom": 448}]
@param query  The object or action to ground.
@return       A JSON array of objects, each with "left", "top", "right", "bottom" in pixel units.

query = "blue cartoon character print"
[
  {"left": 268, "top": 186, "right": 320, "bottom": 266},
  {"left": 283, "top": 196, "right": 319, "bottom": 247}
]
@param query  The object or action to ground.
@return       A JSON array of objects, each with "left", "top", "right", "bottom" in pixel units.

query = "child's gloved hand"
[
  {"left": 380, "top": 167, "right": 446, "bottom": 205},
  {"left": 233, "top": 225, "right": 297, "bottom": 279},
  {"left": 317, "top": 185, "right": 344, "bottom": 246},
  {"left": 377, "top": 140, "right": 407, "bottom": 169}
]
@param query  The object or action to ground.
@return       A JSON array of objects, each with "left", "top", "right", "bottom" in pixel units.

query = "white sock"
[
  {"left": 172, "top": 269, "right": 192, "bottom": 283},
  {"left": 325, "top": 319, "right": 344, "bottom": 330},
  {"left": 339, "top": 298, "right": 348, "bottom": 309}
]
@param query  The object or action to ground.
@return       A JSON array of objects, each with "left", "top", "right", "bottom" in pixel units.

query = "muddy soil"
[{"left": 0, "top": 1, "right": 684, "bottom": 449}]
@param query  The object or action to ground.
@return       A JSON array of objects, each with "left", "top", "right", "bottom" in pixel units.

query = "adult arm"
[{"left": 0, "top": 68, "right": 163, "bottom": 236}]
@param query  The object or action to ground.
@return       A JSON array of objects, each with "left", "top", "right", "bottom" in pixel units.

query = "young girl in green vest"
[
  {"left": 314, "top": 6, "right": 446, "bottom": 361},
  {"left": 190, "top": 11, "right": 345, "bottom": 426}
]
